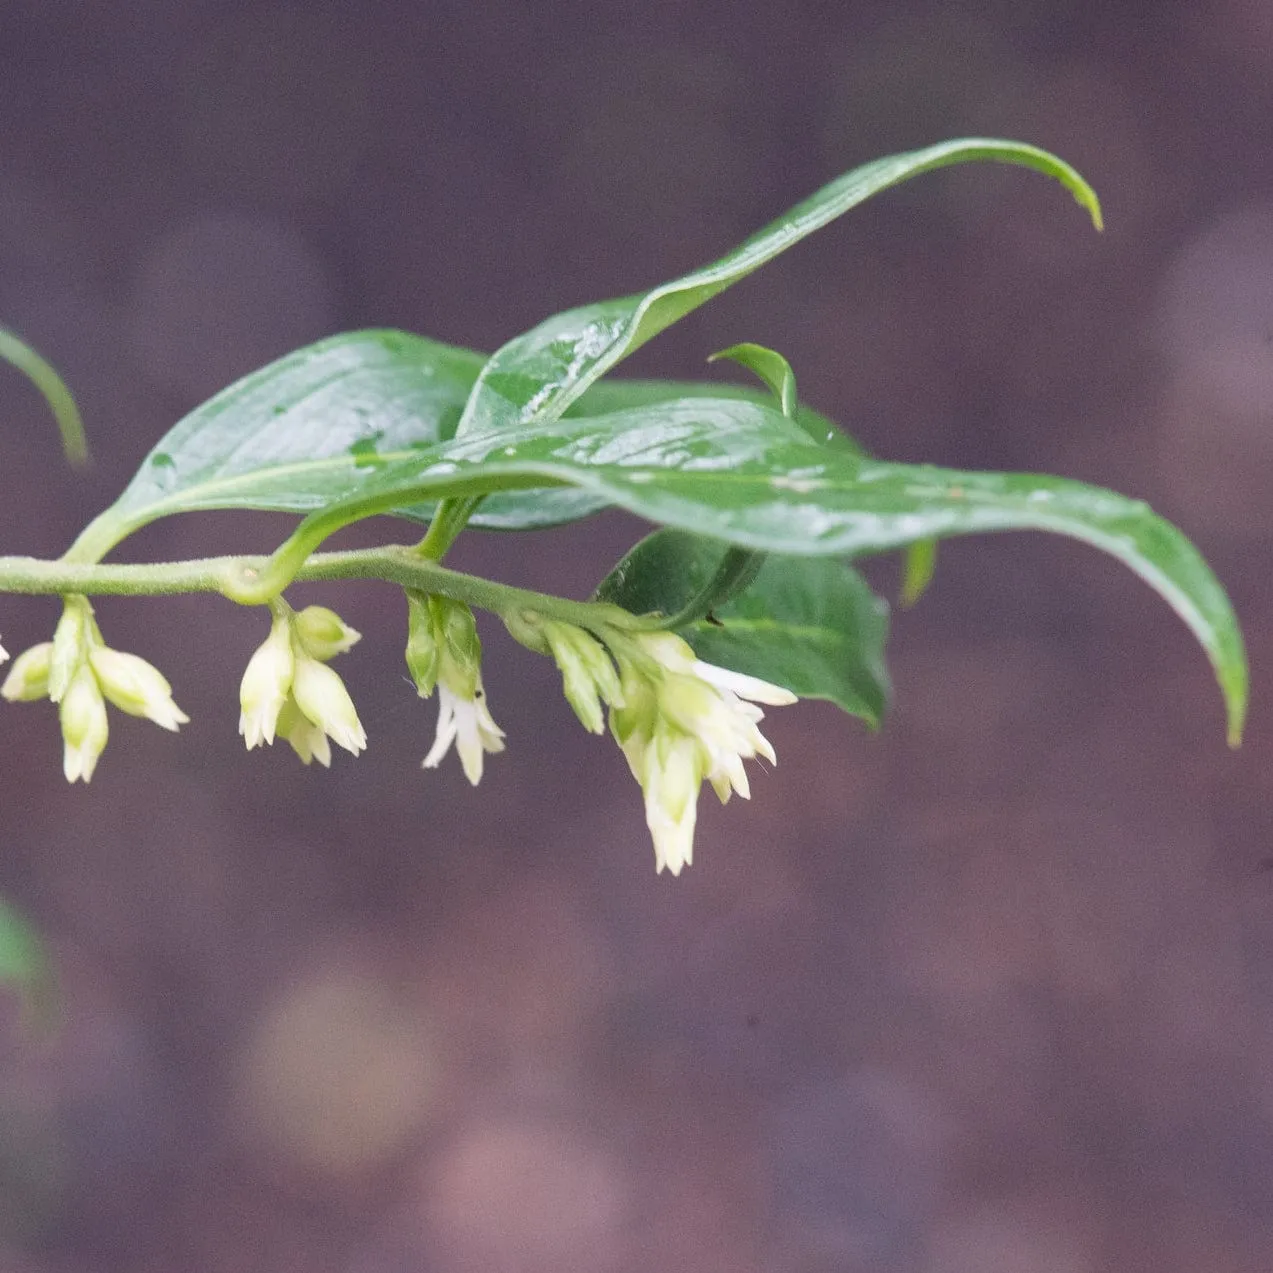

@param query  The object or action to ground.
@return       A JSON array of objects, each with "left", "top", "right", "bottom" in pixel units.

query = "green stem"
[
  {"left": 0, "top": 547, "right": 654, "bottom": 636},
  {"left": 414, "top": 495, "right": 484, "bottom": 560}
]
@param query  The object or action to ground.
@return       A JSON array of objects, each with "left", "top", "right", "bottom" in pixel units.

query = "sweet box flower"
[
  {"left": 407, "top": 594, "right": 505, "bottom": 784},
  {"left": 2, "top": 598, "right": 187, "bottom": 783},
  {"left": 609, "top": 631, "right": 795, "bottom": 875},
  {"left": 238, "top": 603, "right": 365, "bottom": 761}
]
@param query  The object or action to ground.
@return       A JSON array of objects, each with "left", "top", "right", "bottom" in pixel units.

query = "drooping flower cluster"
[
  {"left": 238, "top": 603, "right": 366, "bottom": 765},
  {"left": 405, "top": 591, "right": 504, "bottom": 784},
  {"left": 507, "top": 611, "right": 796, "bottom": 874},
  {"left": 1, "top": 596, "right": 188, "bottom": 782},
  {"left": 607, "top": 631, "right": 796, "bottom": 874}
]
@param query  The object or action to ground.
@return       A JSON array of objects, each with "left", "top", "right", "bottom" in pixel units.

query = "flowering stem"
[{"left": 0, "top": 546, "right": 658, "bottom": 635}]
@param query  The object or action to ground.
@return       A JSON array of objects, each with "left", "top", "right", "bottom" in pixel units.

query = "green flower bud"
[
  {"left": 404, "top": 590, "right": 440, "bottom": 698},
  {"left": 432, "top": 597, "right": 482, "bottom": 700},
  {"left": 1, "top": 642, "right": 53, "bottom": 702},
  {"left": 542, "top": 621, "right": 623, "bottom": 735},
  {"left": 294, "top": 605, "right": 361, "bottom": 662}
]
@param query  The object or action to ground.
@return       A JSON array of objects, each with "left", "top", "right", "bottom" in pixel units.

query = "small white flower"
[
  {"left": 422, "top": 674, "right": 505, "bottom": 785},
  {"left": 60, "top": 664, "right": 109, "bottom": 783},
  {"left": 0, "top": 637, "right": 7, "bottom": 664},
  {"left": 238, "top": 614, "right": 295, "bottom": 748},
  {"left": 290, "top": 654, "right": 366, "bottom": 756},
  {"left": 89, "top": 647, "right": 189, "bottom": 731}
]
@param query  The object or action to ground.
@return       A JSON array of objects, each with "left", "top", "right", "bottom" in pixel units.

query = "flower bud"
[
  {"left": 404, "top": 590, "right": 440, "bottom": 697},
  {"left": 60, "top": 665, "right": 109, "bottom": 783},
  {"left": 88, "top": 647, "right": 189, "bottom": 731},
  {"left": 239, "top": 615, "right": 294, "bottom": 748},
  {"left": 542, "top": 621, "right": 623, "bottom": 735},
  {"left": 1, "top": 642, "right": 53, "bottom": 702},
  {"left": 49, "top": 598, "right": 94, "bottom": 703},
  {"left": 294, "top": 605, "right": 361, "bottom": 662},
  {"left": 276, "top": 694, "right": 332, "bottom": 767},
  {"left": 291, "top": 656, "right": 366, "bottom": 756},
  {"left": 432, "top": 597, "right": 482, "bottom": 700}
]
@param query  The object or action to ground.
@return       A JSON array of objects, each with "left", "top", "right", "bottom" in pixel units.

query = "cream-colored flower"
[
  {"left": 238, "top": 613, "right": 295, "bottom": 748},
  {"left": 609, "top": 631, "right": 795, "bottom": 875},
  {"left": 60, "top": 664, "right": 109, "bottom": 783},
  {"left": 5, "top": 597, "right": 188, "bottom": 782},
  {"left": 239, "top": 604, "right": 365, "bottom": 759},
  {"left": 422, "top": 675, "right": 505, "bottom": 785},
  {"left": 290, "top": 654, "right": 366, "bottom": 756},
  {"left": 1, "top": 642, "right": 52, "bottom": 702},
  {"left": 410, "top": 595, "right": 505, "bottom": 784},
  {"left": 89, "top": 647, "right": 189, "bottom": 731}
]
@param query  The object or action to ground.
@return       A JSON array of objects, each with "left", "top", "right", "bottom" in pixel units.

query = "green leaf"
[
  {"left": 595, "top": 528, "right": 890, "bottom": 724},
  {"left": 709, "top": 343, "right": 799, "bottom": 421},
  {"left": 900, "top": 538, "right": 938, "bottom": 607},
  {"left": 0, "top": 897, "right": 55, "bottom": 1030},
  {"left": 0, "top": 326, "right": 87, "bottom": 467},
  {"left": 72, "top": 330, "right": 856, "bottom": 555},
  {"left": 455, "top": 138, "right": 1101, "bottom": 436},
  {"left": 287, "top": 395, "right": 1243, "bottom": 743}
]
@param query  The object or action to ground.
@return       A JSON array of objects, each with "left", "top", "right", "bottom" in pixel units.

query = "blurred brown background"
[{"left": 1, "top": 1, "right": 1272, "bottom": 1269}]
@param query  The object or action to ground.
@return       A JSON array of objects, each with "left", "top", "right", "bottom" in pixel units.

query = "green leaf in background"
[
  {"left": 284, "top": 396, "right": 1243, "bottom": 742},
  {"left": 71, "top": 331, "right": 855, "bottom": 556},
  {"left": 0, "top": 326, "right": 87, "bottom": 467},
  {"left": 454, "top": 138, "right": 1101, "bottom": 437},
  {"left": 0, "top": 897, "right": 54, "bottom": 1031},
  {"left": 596, "top": 528, "right": 890, "bottom": 725},
  {"left": 900, "top": 537, "right": 939, "bottom": 607}
]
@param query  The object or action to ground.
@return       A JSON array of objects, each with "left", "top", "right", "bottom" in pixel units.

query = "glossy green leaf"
[
  {"left": 595, "top": 528, "right": 890, "bottom": 724},
  {"left": 0, "top": 326, "right": 87, "bottom": 466},
  {"left": 75, "top": 330, "right": 856, "bottom": 554},
  {"left": 288, "top": 395, "right": 1243, "bottom": 742},
  {"left": 455, "top": 138, "right": 1101, "bottom": 437}
]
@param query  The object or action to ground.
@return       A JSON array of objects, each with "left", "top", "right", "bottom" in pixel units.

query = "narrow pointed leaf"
[
  {"left": 296, "top": 396, "right": 1243, "bottom": 742},
  {"left": 456, "top": 138, "right": 1101, "bottom": 436},
  {"left": 596, "top": 528, "right": 890, "bottom": 724}
]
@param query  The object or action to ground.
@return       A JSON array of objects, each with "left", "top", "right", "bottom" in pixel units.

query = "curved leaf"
[
  {"left": 596, "top": 528, "right": 890, "bottom": 724},
  {"left": 709, "top": 343, "right": 799, "bottom": 421},
  {"left": 0, "top": 326, "right": 87, "bottom": 466},
  {"left": 72, "top": 330, "right": 856, "bottom": 554},
  {"left": 455, "top": 138, "right": 1101, "bottom": 436},
  {"left": 287, "top": 396, "right": 1243, "bottom": 742}
]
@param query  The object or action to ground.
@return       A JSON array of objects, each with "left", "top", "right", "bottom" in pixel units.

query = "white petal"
[{"left": 691, "top": 659, "right": 797, "bottom": 705}]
